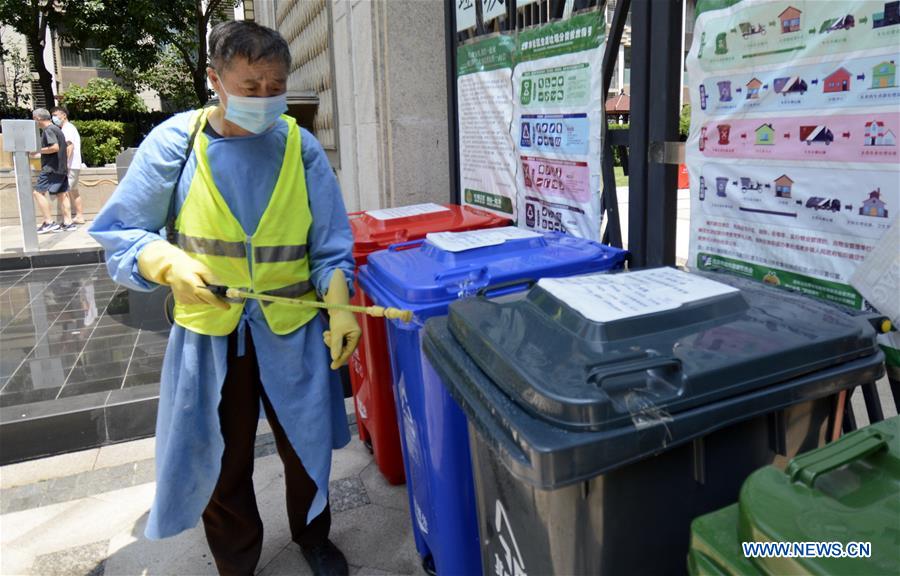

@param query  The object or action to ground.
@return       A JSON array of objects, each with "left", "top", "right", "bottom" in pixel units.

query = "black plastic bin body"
[{"left": 421, "top": 269, "right": 885, "bottom": 576}]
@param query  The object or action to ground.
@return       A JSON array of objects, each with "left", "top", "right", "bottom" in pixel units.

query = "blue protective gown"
[{"left": 89, "top": 112, "right": 353, "bottom": 539}]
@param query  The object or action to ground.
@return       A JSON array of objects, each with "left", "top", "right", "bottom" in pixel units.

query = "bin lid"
[
  {"left": 360, "top": 228, "right": 627, "bottom": 308},
  {"left": 736, "top": 417, "right": 900, "bottom": 574},
  {"left": 446, "top": 268, "right": 879, "bottom": 431},
  {"left": 349, "top": 203, "right": 510, "bottom": 265}
]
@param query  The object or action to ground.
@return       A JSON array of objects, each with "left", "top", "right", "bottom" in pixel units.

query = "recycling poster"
[
  {"left": 457, "top": 10, "right": 605, "bottom": 239},
  {"left": 686, "top": 0, "right": 900, "bottom": 308}
]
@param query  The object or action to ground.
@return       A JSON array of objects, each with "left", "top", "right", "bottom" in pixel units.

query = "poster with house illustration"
[
  {"left": 774, "top": 174, "right": 793, "bottom": 197},
  {"left": 746, "top": 78, "right": 763, "bottom": 99},
  {"left": 859, "top": 189, "right": 889, "bottom": 217},
  {"left": 872, "top": 60, "right": 896, "bottom": 88},
  {"left": 687, "top": 0, "right": 900, "bottom": 308},
  {"left": 864, "top": 121, "right": 897, "bottom": 146},
  {"left": 779, "top": 6, "right": 801, "bottom": 33},
  {"left": 824, "top": 68, "right": 851, "bottom": 93},
  {"left": 755, "top": 124, "right": 775, "bottom": 145}
]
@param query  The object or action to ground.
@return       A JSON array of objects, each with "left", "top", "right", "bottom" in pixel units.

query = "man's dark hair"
[
  {"left": 208, "top": 20, "right": 291, "bottom": 71},
  {"left": 50, "top": 105, "right": 69, "bottom": 118}
]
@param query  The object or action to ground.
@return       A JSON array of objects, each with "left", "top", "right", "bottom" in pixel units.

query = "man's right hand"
[{"left": 137, "top": 240, "right": 229, "bottom": 309}]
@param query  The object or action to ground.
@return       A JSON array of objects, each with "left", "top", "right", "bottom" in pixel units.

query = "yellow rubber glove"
[
  {"left": 321, "top": 269, "right": 361, "bottom": 370},
  {"left": 137, "top": 240, "right": 229, "bottom": 310}
]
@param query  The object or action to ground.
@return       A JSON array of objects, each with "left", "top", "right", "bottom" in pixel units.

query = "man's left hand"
[{"left": 323, "top": 311, "right": 360, "bottom": 370}]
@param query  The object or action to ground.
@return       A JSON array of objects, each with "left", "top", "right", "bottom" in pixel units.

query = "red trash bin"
[{"left": 348, "top": 203, "right": 510, "bottom": 484}]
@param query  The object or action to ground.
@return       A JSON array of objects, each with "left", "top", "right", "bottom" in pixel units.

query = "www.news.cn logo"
[{"left": 742, "top": 541, "right": 872, "bottom": 559}]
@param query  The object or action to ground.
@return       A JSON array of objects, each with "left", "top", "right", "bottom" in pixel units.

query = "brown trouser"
[{"left": 202, "top": 332, "right": 330, "bottom": 576}]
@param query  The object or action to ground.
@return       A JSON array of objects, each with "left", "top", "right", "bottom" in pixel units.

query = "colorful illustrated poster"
[
  {"left": 686, "top": 0, "right": 899, "bottom": 308},
  {"left": 457, "top": 35, "right": 517, "bottom": 219},
  {"left": 457, "top": 10, "right": 605, "bottom": 238},
  {"left": 514, "top": 11, "right": 605, "bottom": 238}
]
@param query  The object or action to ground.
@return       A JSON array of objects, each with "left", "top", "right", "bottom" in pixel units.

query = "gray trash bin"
[{"left": 422, "top": 268, "right": 885, "bottom": 576}]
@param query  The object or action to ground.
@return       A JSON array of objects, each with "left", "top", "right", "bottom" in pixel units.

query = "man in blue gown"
[{"left": 90, "top": 21, "right": 359, "bottom": 576}]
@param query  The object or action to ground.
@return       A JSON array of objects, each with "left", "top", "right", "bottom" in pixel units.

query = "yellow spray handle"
[{"left": 222, "top": 287, "right": 414, "bottom": 323}]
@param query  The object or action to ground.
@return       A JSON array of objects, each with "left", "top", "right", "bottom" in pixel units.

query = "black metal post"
[
  {"left": 627, "top": 0, "right": 651, "bottom": 267},
  {"left": 861, "top": 382, "right": 885, "bottom": 424},
  {"left": 446, "top": 0, "right": 461, "bottom": 204},
  {"left": 645, "top": 0, "right": 682, "bottom": 266},
  {"left": 599, "top": 0, "right": 630, "bottom": 248}
]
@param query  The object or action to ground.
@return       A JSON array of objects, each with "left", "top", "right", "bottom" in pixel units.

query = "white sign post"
[{"left": 2, "top": 119, "right": 40, "bottom": 254}]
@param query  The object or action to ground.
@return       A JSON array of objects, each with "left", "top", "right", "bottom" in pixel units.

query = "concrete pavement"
[{"left": 1, "top": 423, "right": 421, "bottom": 576}]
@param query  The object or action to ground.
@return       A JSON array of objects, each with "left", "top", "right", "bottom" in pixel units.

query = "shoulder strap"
[{"left": 166, "top": 109, "right": 205, "bottom": 244}]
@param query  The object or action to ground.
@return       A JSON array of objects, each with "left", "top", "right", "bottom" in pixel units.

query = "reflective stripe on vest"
[{"left": 172, "top": 108, "right": 318, "bottom": 336}]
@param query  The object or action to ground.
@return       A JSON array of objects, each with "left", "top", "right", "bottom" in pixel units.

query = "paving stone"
[
  {"left": 1, "top": 492, "right": 47, "bottom": 515},
  {"left": 30, "top": 539, "right": 108, "bottom": 576},
  {"left": 330, "top": 440, "right": 376, "bottom": 481},
  {"left": 131, "top": 459, "right": 155, "bottom": 486},
  {"left": 330, "top": 504, "right": 418, "bottom": 575},
  {"left": 358, "top": 460, "right": 410, "bottom": 512},
  {"left": 44, "top": 474, "right": 79, "bottom": 506},
  {"left": 256, "top": 545, "right": 311, "bottom": 576},
  {"left": 329, "top": 476, "right": 370, "bottom": 514}
]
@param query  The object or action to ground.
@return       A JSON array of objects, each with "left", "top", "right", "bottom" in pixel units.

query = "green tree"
[
  {"left": 0, "top": 0, "right": 73, "bottom": 107},
  {"left": 0, "top": 30, "right": 32, "bottom": 107},
  {"left": 679, "top": 104, "right": 692, "bottom": 141},
  {"left": 58, "top": 77, "right": 148, "bottom": 115},
  {"left": 69, "top": 0, "right": 238, "bottom": 106},
  {"left": 102, "top": 44, "right": 199, "bottom": 111}
]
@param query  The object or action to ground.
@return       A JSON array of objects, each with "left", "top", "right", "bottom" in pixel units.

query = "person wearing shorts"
[
  {"left": 51, "top": 106, "right": 85, "bottom": 224},
  {"left": 32, "top": 108, "right": 75, "bottom": 233}
]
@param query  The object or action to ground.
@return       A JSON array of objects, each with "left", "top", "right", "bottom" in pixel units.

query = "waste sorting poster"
[
  {"left": 686, "top": 0, "right": 900, "bottom": 308},
  {"left": 457, "top": 10, "right": 605, "bottom": 239}
]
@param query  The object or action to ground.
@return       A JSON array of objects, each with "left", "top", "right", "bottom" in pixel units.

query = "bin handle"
[
  {"left": 476, "top": 279, "right": 537, "bottom": 299},
  {"left": 787, "top": 427, "right": 889, "bottom": 487},
  {"left": 587, "top": 357, "right": 682, "bottom": 391},
  {"left": 387, "top": 239, "right": 425, "bottom": 252}
]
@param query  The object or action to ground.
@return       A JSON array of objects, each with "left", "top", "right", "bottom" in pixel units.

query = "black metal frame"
[
  {"left": 445, "top": 0, "right": 683, "bottom": 268},
  {"left": 444, "top": 0, "right": 895, "bottom": 433}
]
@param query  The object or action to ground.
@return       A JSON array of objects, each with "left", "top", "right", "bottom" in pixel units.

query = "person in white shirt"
[{"left": 50, "top": 106, "right": 85, "bottom": 224}]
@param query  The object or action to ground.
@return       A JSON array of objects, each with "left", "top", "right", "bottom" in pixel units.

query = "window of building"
[{"left": 60, "top": 45, "right": 105, "bottom": 68}]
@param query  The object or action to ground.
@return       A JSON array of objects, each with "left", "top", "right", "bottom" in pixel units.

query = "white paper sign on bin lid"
[
  {"left": 537, "top": 267, "right": 740, "bottom": 323},
  {"left": 426, "top": 226, "right": 542, "bottom": 252},
  {"left": 365, "top": 203, "right": 450, "bottom": 221}
]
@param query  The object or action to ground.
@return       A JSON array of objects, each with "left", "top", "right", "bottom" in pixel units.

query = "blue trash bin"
[{"left": 357, "top": 228, "right": 627, "bottom": 575}]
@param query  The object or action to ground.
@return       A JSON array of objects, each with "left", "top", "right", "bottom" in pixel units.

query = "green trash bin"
[{"left": 689, "top": 416, "right": 900, "bottom": 575}]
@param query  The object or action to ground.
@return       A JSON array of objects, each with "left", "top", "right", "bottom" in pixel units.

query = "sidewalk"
[
  {"left": 1, "top": 427, "right": 420, "bottom": 575},
  {"left": 1, "top": 220, "right": 100, "bottom": 258}
]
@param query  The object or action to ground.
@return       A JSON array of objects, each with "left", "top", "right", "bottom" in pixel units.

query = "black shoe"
[
  {"left": 300, "top": 540, "right": 349, "bottom": 576},
  {"left": 37, "top": 221, "right": 59, "bottom": 234}
]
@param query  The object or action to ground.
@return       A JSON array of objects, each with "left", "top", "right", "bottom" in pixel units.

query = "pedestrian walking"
[
  {"left": 50, "top": 106, "right": 85, "bottom": 224},
  {"left": 31, "top": 108, "right": 75, "bottom": 233}
]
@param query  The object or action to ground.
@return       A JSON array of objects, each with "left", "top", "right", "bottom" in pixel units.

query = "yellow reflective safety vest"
[{"left": 172, "top": 108, "right": 318, "bottom": 336}]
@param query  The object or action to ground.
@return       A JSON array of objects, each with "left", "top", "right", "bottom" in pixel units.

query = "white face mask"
[{"left": 219, "top": 82, "right": 287, "bottom": 134}]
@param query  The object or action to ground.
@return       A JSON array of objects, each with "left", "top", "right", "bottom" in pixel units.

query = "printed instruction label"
[
  {"left": 851, "top": 217, "right": 900, "bottom": 324},
  {"left": 426, "top": 226, "right": 541, "bottom": 252},
  {"left": 365, "top": 203, "right": 450, "bottom": 221},
  {"left": 538, "top": 267, "right": 739, "bottom": 322}
]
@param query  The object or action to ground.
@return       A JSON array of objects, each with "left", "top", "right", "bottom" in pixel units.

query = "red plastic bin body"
[{"left": 348, "top": 204, "right": 510, "bottom": 485}]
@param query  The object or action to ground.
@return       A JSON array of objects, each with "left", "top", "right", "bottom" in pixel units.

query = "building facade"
[{"left": 254, "top": 0, "right": 451, "bottom": 212}]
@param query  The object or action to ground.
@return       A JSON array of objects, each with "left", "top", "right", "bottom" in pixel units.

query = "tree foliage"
[
  {"left": 72, "top": 119, "right": 126, "bottom": 167},
  {"left": 0, "top": 0, "right": 238, "bottom": 108},
  {"left": 0, "top": 29, "right": 32, "bottom": 107},
  {"left": 67, "top": 0, "right": 238, "bottom": 106},
  {"left": 59, "top": 78, "right": 148, "bottom": 115},
  {"left": 0, "top": 0, "right": 72, "bottom": 106}
]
